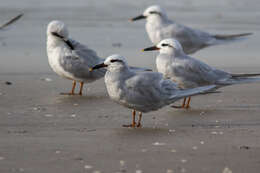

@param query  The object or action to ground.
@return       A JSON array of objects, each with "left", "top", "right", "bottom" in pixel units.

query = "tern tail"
[
  {"left": 231, "top": 73, "right": 260, "bottom": 78},
  {"left": 210, "top": 33, "right": 252, "bottom": 45},
  {"left": 218, "top": 73, "right": 260, "bottom": 85},
  {"left": 214, "top": 33, "right": 252, "bottom": 40}
]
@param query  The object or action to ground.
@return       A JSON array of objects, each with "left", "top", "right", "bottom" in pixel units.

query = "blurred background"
[
  {"left": 1, "top": 1, "right": 260, "bottom": 173},
  {"left": 0, "top": 0, "right": 260, "bottom": 74}
]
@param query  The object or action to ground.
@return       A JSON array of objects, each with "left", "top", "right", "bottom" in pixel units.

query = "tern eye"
[
  {"left": 110, "top": 59, "right": 123, "bottom": 63},
  {"left": 161, "top": 43, "right": 168, "bottom": 47},
  {"left": 149, "top": 11, "right": 161, "bottom": 16}
]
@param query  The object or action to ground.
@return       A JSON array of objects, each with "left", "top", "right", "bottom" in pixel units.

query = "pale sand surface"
[{"left": 1, "top": 0, "right": 260, "bottom": 172}]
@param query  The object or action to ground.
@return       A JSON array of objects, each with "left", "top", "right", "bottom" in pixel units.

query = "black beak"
[
  {"left": 64, "top": 39, "right": 74, "bottom": 50},
  {"left": 142, "top": 46, "right": 160, "bottom": 52},
  {"left": 89, "top": 63, "right": 108, "bottom": 72},
  {"left": 130, "top": 15, "right": 146, "bottom": 21},
  {"left": 51, "top": 32, "right": 74, "bottom": 50},
  {"left": 51, "top": 32, "right": 63, "bottom": 39}
]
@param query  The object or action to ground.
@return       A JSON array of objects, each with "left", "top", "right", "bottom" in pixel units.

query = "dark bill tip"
[
  {"left": 89, "top": 63, "right": 108, "bottom": 71},
  {"left": 51, "top": 32, "right": 74, "bottom": 50},
  {"left": 142, "top": 46, "right": 160, "bottom": 52},
  {"left": 130, "top": 15, "right": 146, "bottom": 21},
  {"left": 51, "top": 32, "right": 63, "bottom": 38}
]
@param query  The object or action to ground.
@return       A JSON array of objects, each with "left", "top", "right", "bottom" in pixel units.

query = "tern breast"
[{"left": 47, "top": 41, "right": 75, "bottom": 80}]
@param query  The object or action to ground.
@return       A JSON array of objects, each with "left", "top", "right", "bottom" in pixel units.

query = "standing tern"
[
  {"left": 130, "top": 5, "right": 252, "bottom": 54},
  {"left": 47, "top": 20, "right": 106, "bottom": 95},
  {"left": 90, "top": 54, "right": 216, "bottom": 127},
  {"left": 143, "top": 38, "right": 260, "bottom": 108},
  {"left": 47, "top": 20, "right": 151, "bottom": 95}
]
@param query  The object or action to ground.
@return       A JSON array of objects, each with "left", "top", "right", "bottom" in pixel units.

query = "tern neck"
[
  {"left": 47, "top": 35, "right": 67, "bottom": 49},
  {"left": 147, "top": 14, "right": 170, "bottom": 26},
  {"left": 106, "top": 65, "right": 134, "bottom": 85},
  {"left": 108, "top": 64, "right": 130, "bottom": 73},
  {"left": 160, "top": 49, "right": 185, "bottom": 58}
]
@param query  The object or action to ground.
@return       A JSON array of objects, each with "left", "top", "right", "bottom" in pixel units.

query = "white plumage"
[{"left": 131, "top": 5, "right": 252, "bottom": 54}]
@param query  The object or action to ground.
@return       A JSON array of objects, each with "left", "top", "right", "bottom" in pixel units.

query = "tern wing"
[
  {"left": 60, "top": 39, "right": 106, "bottom": 80},
  {"left": 172, "top": 85, "right": 217, "bottom": 100},
  {"left": 172, "top": 54, "right": 230, "bottom": 86},
  {"left": 124, "top": 72, "right": 173, "bottom": 106},
  {"left": 163, "top": 22, "right": 212, "bottom": 54}
]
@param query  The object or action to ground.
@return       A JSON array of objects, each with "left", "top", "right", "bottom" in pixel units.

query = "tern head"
[
  {"left": 142, "top": 38, "right": 184, "bottom": 55},
  {"left": 90, "top": 54, "right": 128, "bottom": 72},
  {"left": 47, "top": 20, "right": 69, "bottom": 39},
  {"left": 130, "top": 5, "right": 167, "bottom": 21}
]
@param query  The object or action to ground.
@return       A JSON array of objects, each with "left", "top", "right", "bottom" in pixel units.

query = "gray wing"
[
  {"left": 162, "top": 22, "right": 213, "bottom": 54},
  {"left": 60, "top": 39, "right": 106, "bottom": 81},
  {"left": 124, "top": 72, "right": 179, "bottom": 111},
  {"left": 172, "top": 55, "right": 230, "bottom": 87},
  {"left": 123, "top": 71, "right": 217, "bottom": 112}
]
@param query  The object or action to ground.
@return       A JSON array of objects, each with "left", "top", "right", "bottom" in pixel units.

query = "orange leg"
[
  {"left": 60, "top": 80, "right": 76, "bottom": 95},
  {"left": 136, "top": 112, "right": 142, "bottom": 128},
  {"left": 181, "top": 97, "right": 187, "bottom": 108},
  {"left": 123, "top": 110, "right": 136, "bottom": 128},
  {"left": 171, "top": 97, "right": 186, "bottom": 109},
  {"left": 79, "top": 82, "right": 84, "bottom": 95},
  {"left": 185, "top": 97, "right": 191, "bottom": 109}
]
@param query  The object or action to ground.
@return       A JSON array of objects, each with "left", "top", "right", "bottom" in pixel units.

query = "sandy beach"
[{"left": 1, "top": 0, "right": 260, "bottom": 172}]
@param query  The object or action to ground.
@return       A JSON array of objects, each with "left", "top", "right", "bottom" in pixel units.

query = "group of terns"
[{"left": 46, "top": 5, "right": 260, "bottom": 127}]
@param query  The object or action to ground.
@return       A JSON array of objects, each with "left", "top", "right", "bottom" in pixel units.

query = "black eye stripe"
[{"left": 110, "top": 59, "right": 123, "bottom": 63}]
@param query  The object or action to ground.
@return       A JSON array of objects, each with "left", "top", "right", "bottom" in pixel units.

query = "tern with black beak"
[
  {"left": 131, "top": 5, "right": 252, "bottom": 54},
  {"left": 91, "top": 54, "right": 217, "bottom": 127},
  {"left": 143, "top": 38, "right": 260, "bottom": 108},
  {"left": 47, "top": 20, "right": 105, "bottom": 95}
]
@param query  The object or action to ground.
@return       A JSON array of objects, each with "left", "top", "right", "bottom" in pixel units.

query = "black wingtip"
[
  {"left": 214, "top": 32, "right": 253, "bottom": 40},
  {"left": 231, "top": 73, "right": 260, "bottom": 78}
]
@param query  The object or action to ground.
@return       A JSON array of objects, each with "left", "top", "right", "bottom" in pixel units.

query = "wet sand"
[{"left": 1, "top": 0, "right": 260, "bottom": 173}]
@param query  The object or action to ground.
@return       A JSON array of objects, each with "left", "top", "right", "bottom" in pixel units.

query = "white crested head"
[
  {"left": 90, "top": 54, "right": 128, "bottom": 73},
  {"left": 104, "top": 54, "right": 128, "bottom": 67},
  {"left": 157, "top": 38, "right": 184, "bottom": 54},
  {"left": 143, "top": 5, "right": 167, "bottom": 19},
  {"left": 47, "top": 20, "right": 69, "bottom": 39}
]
